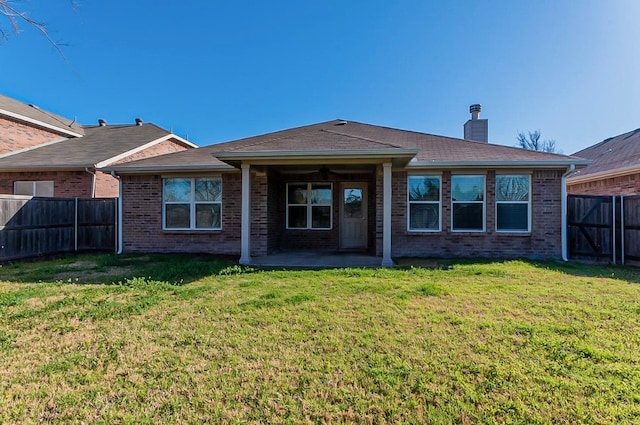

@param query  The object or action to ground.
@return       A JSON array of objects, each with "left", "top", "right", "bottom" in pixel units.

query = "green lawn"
[{"left": 0, "top": 254, "right": 639, "bottom": 424}]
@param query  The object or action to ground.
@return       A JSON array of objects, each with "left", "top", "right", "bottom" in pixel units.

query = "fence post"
[
  {"left": 612, "top": 195, "right": 616, "bottom": 265},
  {"left": 74, "top": 197, "right": 78, "bottom": 252},
  {"left": 621, "top": 195, "right": 625, "bottom": 265}
]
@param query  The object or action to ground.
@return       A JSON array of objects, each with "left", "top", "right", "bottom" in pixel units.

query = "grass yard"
[{"left": 0, "top": 254, "right": 639, "bottom": 424}]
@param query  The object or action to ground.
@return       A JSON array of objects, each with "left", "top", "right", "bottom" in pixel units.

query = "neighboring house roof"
[
  {"left": 568, "top": 128, "right": 640, "bottom": 183},
  {"left": 0, "top": 94, "right": 84, "bottom": 137},
  {"left": 105, "top": 119, "right": 588, "bottom": 173},
  {"left": 0, "top": 123, "right": 197, "bottom": 171}
]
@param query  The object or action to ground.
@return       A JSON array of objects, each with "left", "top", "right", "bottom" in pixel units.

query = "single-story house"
[
  {"left": 567, "top": 128, "right": 640, "bottom": 195},
  {"left": 0, "top": 94, "right": 197, "bottom": 197},
  {"left": 104, "top": 116, "right": 588, "bottom": 265}
]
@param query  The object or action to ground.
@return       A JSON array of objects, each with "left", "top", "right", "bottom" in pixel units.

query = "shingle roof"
[
  {"left": 105, "top": 119, "right": 587, "bottom": 172},
  {"left": 0, "top": 123, "right": 184, "bottom": 171},
  {"left": 569, "top": 128, "right": 640, "bottom": 180},
  {"left": 0, "top": 94, "right": 84, "bottom": 136}
]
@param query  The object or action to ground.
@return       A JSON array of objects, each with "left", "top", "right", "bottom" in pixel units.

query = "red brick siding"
[
  {"left": 94, "top": 172, "right": 119, "bottom": 198},
  {"left": 0, "top": 116, "right": 68, "bottom": 154},
  {"left": 0, "top": 171, "right": 93, "bottom": 197},
  {"left": 567, "top": 173, "right": 640, "bottom": 195},
  {"left": 121, "top": 173, "right": 243, "bottom": 255},
  {"left": 382, "top": 169, "right": 564, "bottom": 259},
  {"left": 112, "top": 139, "right": 190, "bottom": 165}
]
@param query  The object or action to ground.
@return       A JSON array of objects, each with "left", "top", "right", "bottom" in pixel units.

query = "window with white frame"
[
  {"left": 451, "top": 175, "right": 485, "bottom": 231},
  {"left": 13, "top": 181, "right": 54, "bottom": 197},
  {"left": 163, "top": 177, "right": 222, "bottom": 230},
  {"left": 495, "top": 175, "right": 531, "bottom": 232},
  {"left": 287, "top": 183, "right": 332, "bottom": 229},
  {"left": 407, "top": 175, "right": 441, "bottom": 231}
]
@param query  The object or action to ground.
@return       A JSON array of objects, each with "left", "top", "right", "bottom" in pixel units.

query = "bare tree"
[
  {"left": 0, "top": 0, "right": 73, "bottom": 56},
  {"left": 516, "top": 130, "right": 557, "bottom": 153}
]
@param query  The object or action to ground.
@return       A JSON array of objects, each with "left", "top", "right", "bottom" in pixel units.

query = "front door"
[{"left": 340, "top": 183, "right": 368, "bottom": 249}]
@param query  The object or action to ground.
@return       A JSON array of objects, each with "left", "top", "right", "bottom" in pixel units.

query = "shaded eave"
[
  {"left": 407, "top": 159, "right": 591, "bottom": 169},
  {"left": 567, "top": 163, "right": 639, "bottom": 184},
  {"left": 211, "top": 148, "right": 419, "bottom": 168}
]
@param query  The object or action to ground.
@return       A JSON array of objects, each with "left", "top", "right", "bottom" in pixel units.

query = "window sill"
[
  {"left": 495, "top": 232, "right": 531, "bottom": 237},
  {"left": 162, "top": 229, "right": 222, "bottom": 234}
]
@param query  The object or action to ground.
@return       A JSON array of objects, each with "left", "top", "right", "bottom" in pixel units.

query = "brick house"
[
  {"left": 567, "top": 128, "right": 640, "bottom": 195},
  {"left": 104, "top": 116, "right": 588, "bottom": 265},
  {"left": 0, "top": 94, "right": 197, "bottom": 197}
]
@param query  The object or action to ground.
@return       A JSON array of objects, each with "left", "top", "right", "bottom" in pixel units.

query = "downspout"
[
  {"left": 111, "top": 171, "right": 123, "bottom": 254},
  {"left": 85, "top": 167, "right": 96, "bottom": 198},
  {"left": 561, "top": 164, "right": 575, "bottom": 261}
]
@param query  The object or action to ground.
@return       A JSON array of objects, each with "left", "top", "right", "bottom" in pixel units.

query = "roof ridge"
[{"left": 320, "top": 128, "right": 405, "bottom": 149}]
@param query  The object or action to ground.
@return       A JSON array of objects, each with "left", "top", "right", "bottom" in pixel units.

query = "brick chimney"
[{"left": 463, "top": 104, "right": 488, "bottom": 143}]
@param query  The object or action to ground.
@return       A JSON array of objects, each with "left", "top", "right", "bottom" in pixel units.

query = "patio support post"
[
  {"left": 382, "top": 162, "right": 394, "bottom": 266},
  {"left": 239, "top": 163, "right": 252, "bottom": 265}
]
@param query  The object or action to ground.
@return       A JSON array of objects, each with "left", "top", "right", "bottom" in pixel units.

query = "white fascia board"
[
  {"left": 95, "top": 134, "right": 198, "bottom": 168},
  {"left": 0, "top": 137, "right": 69, "bottom": 159},
  {"left": 406, "top": 159, "right": 591, "bottom": 169},
  {"left": 566, "top": 164, "right": 640, "bottom": 184},
  {"left": 0, "top": 108, "right": 83, "bottom": 138},
  {"left": 99, "top": 164, "right": 236, "bottom": 174}
]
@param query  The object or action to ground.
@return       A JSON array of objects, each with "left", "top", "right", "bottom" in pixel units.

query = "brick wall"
[
  {"left": 121, "top": 172, "right": 243, "bottom": 255},
  {"left": 382, "top": 169, "right": 564, "bottom": 260},
  {"left": 94, "top": 172, "right": 119, "bottom": 198},
  {"left": 567, "top": 173, "right": 640, "bottom": 195},
  {"left": 0, "top": 116, "right": 68, "bottom": 154},
  {"left": 0, "top": 171, "right": 93, "bottom": 197},
  {"left": 112, "top": 138, "right": 190, "bottom": 164}
]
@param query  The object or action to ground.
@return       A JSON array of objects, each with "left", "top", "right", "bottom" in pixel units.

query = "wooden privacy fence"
[
  {"left": 568, "top": 194, "right": 640, "bottom": 264},
  {"left": 0, "top": 196, "right": 117, "bottom": 261}
]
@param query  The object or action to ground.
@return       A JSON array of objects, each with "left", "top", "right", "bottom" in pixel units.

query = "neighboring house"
[
  {"left": 0, "top": 94, "right": 197, "bottom": 197},
  {"left": 567, "top": 128, "right": 640, "bottom": 195},
  {"left": 104, "top": 115, "right": 588, "bottom": 265}
]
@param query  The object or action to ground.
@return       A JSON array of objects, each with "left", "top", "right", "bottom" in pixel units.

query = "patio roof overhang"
[{"left": 211, "top": 148, "right": 419, "bottom": 168}]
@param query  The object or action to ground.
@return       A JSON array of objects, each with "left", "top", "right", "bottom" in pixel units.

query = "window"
[
  {"left": 14, "top": 181, "right": 54, "bottom": 197},
  {"left": 287, "top": 183, "right": 332, "bottom": 229},
  {"left": 496, "top": 175, "right": 530, "bottom": 232},
  {"left": 163, "top": 177, "right": 222, "bottom": 230},
  {"left": 407, "top": 175, "right": 441, "bottom": 231},
  {"left": 451, "top": 175, "right": 485, "bottom": 231}
]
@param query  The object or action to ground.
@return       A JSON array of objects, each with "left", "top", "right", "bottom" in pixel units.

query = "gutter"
[
  {"left": 111, "top": 171, "right": 123, "bottom": 254},
  {"left": 561, "top": 164, "right": 576, "bottom": 261},
  {"left": 85, "top": 167, "right": 96, "bottom": 198}
]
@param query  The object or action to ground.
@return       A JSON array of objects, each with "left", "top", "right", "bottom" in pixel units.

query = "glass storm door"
[{"left": 340, "top": 183, "right": 368, "bottom": 249}]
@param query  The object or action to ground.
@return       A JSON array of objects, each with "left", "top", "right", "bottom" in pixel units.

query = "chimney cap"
[
  {"left": 135, "top": 118, "right": 143, "bottom": 126},
  {"left": 469, "top": 104, "right": 482, "bottom": 113},
  {"left": 98, "top": 119, "right": 107, "bottom": 126}
]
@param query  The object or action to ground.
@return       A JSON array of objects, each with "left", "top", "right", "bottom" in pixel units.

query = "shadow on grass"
[
  {"left": 394, "top": 257, "right": 640, "bottom": 284},
  {"left": 0, "top": 253, "right": 243, "bottom": 285}
]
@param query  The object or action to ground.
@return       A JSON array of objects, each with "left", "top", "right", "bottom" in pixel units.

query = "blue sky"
[{"left": 1, "top": 1, "right": 639, "bottom": 154}]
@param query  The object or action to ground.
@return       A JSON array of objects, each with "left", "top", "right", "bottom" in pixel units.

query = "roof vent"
[
  {"left": 135, "top": 118, "right": 143, "bottom": 126},
  {"left": 98, "top": 119, "right": 107, "bottom": 126},
  {"left": 469, "top": 104, "right": 482, "bottom": 120},
  {"left": 335, "top": 120, "right": 348, "bottom": 126},
  {"left": 463, "top": 104, "right": 488, "bottom": 143}
]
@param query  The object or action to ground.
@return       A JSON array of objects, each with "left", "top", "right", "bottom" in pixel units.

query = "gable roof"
[
  {"left": 568, "top": 128, "right": 640, "bottom": 183},
  {"left": 104, "top": 119, "right": 588, "bottom": 173},
  {"left": 0, "top": 94, "right": 84, "bottom": 137},
  {"left": 0, "top": 123, "right": 197, "bottom": 171}
]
